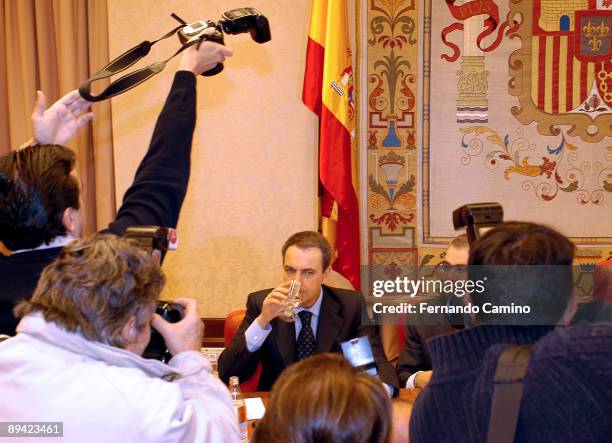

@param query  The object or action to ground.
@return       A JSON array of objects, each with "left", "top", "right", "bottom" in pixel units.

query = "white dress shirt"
[{"left": 245, "top": 288, "right": 324, "bottom": 352}]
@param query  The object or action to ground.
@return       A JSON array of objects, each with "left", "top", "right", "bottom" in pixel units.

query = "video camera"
[
  {"left": 453, "top": 203, "right": 504, "bottom": 244},
  {"left": 124, "top": 226, "right": 183, "bottom": 362}
]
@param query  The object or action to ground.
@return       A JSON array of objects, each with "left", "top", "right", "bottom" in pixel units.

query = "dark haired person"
[
  {"left": 396, "top": 234, "right": 469, "bottom": 389},
  {"left": 0, "top": 234, "right": 239, "bottom": 442},
  {"left": 218, "top": 231, "right": 398, "bottom": 391},
  {"left": 409, "top": 222, "right": 612, "bottom": 442},
  {"left": 0, "top": 40, "right": 233, "bottom": 334},
  {"left": 253, "top": 353, "right": 392, "bottom": 443}
]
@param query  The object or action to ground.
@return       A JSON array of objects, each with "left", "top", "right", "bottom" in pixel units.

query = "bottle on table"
[{"left": 229, "top": 376, "right": 248, "bottom": 441}]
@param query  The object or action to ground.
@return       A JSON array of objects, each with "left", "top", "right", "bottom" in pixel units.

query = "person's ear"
[
  {"left": 120, "top": 315, "right": 140, "bottom": 351},
  {"left": 323, "top": 249, "right": 338, "bottom": 278},
  {"left": 323, "top": 264, "right": 332, "bottom": 280},
  {"left": 61, "top": 207, "right": 80, "bottom": 236},
  {"left": 121, "top": 316, "right": 137, "bottom": 339}
]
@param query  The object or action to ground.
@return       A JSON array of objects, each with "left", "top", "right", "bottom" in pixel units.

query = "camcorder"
[
  {"left": 453, "top": 203, "right": 504, "bottom": 244},
  {"left": 79, "top": 7, "right": 271, "bottom": 101},
  {"left": 124, "top": 226, "right": 183, "bottom": 362}
]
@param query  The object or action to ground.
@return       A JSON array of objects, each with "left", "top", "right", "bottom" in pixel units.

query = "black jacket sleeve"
[
  {"left": 106, "top": 71, "right": 197, "bottom": 235},
  {"left": 397, "top": 325, "right": 430, "bottom": 386},
  {"left": 217, "top": 292, "right": 263, "bottom": 384}
]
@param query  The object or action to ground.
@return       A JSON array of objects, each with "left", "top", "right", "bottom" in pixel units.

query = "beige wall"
[{"left": 108, "top": 0, "right": 318, "bottom": 317}]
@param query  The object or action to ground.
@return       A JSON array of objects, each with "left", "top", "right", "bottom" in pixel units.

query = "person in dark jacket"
[
  {"left": 218, "top": 231, "right": 399, "bottom": 392},
  {"left": 409, "top": 222, "right": 612, "bottom": 443},
  {"left": 396, "top": 234, "right": 469, "bottom": 389},
  {"left": 0, "top": 40, "right": 233, "bottom": 334}
]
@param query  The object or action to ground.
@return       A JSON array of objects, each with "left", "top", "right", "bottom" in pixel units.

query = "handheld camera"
[
  {"left": 78, "top": 7, "right": 271, "bottom": 101},
  {"left": 341, "top": 336, "right": 378, "bottom": 377},
  {"left": 175, "top": 7, "right": 271, "bottom": 76},
  {"left": 143, "top": 301, "right": 185, "bottom": 363},
  {"left": 341, "top": 336, "right": 398, "bottom": 397}
]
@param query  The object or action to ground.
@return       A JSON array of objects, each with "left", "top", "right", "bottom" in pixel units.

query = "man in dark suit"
[
  {"left": 396, "top": 234, "right": 469, "bottom": 388},
  {"left": 218, "top": 231, "right": 398, "bottom": 391}
]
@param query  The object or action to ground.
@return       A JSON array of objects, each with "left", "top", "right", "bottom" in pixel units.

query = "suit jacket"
[
  {"left": 396, "top": 324, "right": 457, "bottom": 386},
  {"left": 218, "top": 285, "right": 399, "bottom": 391},
  {"left": 396, "top": 293, "right": 463, "bottom": 386}
]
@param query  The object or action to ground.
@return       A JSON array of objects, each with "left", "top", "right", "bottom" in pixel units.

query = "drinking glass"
[{"left": 278, "top": 280, "right": 302, "bottom": 322}]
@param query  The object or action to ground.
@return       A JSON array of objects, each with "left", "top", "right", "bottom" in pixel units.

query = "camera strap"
[
  {"left": 79, "top": 25, "right": 192, "bottom": 102},
  {"left": 486, "top": 343, "right": 534, "bottom": 443}
]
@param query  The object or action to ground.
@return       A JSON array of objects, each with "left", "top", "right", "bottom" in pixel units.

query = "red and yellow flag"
[{"left": 303, "top": 0, "right": 360, "bottom": 289}]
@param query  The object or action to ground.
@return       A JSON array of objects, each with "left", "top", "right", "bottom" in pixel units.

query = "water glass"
[{"left": 278, "top": 280, "right": 302, "bottom": 322}]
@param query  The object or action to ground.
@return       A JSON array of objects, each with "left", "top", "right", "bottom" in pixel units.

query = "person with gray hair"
[{"left": 0, "top": 234, "right": 239, "bottom": 443}]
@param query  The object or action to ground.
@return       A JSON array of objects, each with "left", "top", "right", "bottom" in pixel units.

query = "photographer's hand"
[
  {"left": 151, "top": 298, "right": 204, "bottom": 355},
  {"left": 178, "top": 32, "right": 233, "bottom": 75},
  {"left": 31, "top": 90, "right": 94, "bottom": 146}
]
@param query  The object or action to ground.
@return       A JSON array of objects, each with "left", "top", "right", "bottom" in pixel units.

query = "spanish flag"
[{"left": 302, "top": 0, "right": 360, "bottom": 289}]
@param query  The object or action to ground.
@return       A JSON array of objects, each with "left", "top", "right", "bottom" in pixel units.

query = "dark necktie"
[{"left": 296, "top": 311, "right": 315, "bottom": 360}]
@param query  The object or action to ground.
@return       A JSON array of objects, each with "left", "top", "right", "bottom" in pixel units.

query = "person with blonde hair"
[
  {"left": 253, "top": 353, "right": 392, "bottom": 443},
  {"left": 0, "top": 234, "right": 239, "bottom": 442}
]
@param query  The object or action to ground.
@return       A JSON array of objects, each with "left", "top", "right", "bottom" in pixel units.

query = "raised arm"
[{"left": 107, "top": 39, "right": 233, "bottom": 234}]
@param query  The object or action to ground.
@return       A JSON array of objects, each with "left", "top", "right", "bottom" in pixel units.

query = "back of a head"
[
  {"left": 253, "top": 353, "right": 391, "bottom": 443},
  {"left": 468, "top": 222, "right": 575, "bottom": 324},
  {"left": 0, "top": 144, "right": 79, "bottom": 250},
  {"left": 14, "top": 233, "right": 164, "bottom": 347}
]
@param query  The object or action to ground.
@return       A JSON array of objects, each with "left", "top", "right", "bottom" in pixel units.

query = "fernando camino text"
[{"left": 371, "top": 302, "right": 531, "bottom": 315}]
